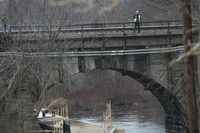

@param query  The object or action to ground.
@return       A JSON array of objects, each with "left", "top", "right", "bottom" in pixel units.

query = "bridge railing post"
[
  {"left": 103, "top": 21, "right": 106, "bottom": 28},
  {"left": 81, "top": 25, "right": 83, "bottom": 39},
  {"left": 101, "top": 24, "right": 104, "bottom": 38},
  {"left": 167, "top": 21, "right": 170, "bottom": 34}
]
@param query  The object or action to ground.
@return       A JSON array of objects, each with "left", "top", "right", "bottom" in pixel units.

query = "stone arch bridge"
[{"left": 0, "top": 20, "right": 198, "bottom": 133}]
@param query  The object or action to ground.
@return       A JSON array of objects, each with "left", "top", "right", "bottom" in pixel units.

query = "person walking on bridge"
[
  {"left": 133, "top": 11, "right": 141, "bottom": 33},
  {"left": 2, "top": 14, "right": 10, "bottom": 33}
]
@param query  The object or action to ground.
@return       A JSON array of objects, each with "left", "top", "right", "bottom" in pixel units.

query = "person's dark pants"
[{"left": 134, "top": 23, "right": 140, "bottom": 33}]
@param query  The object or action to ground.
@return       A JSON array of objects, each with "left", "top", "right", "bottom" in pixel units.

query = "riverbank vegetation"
[
  {"left": 64, "top": 86, "right": 160, "bottom": 112},
  {"left": 60, "top": 71, "right": 161, "bottom": 112}
]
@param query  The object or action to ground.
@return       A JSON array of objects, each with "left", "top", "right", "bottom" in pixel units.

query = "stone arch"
[
  {"left": 48, "top": 66, "right": 188, "bottom": 132},
  {"left": 110, "top": 68, "right": 188, "bottom": 133}
]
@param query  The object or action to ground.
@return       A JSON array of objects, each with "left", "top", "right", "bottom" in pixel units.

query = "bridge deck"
[{"left": 1, "top": 20, "right": 188, "bottom": 41}]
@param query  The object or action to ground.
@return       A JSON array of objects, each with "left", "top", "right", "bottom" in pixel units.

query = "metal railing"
[
  {"left": 9, "top": 20, "right": 185, "bottom": 34},
  {"left": 0, "top": 45, "right": 184, "bottom": 57}
]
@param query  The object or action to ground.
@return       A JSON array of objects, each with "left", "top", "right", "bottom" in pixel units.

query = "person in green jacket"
[
  {"left": 133, "top": 11, "right": 141, "bottom": 33},
  {"left": 2, "top": 14, "right": 10, "bottom": 33}
]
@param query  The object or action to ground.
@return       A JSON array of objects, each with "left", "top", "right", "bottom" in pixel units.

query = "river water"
[{"left": 71, "top": 105, "right": 166, "bottom": 133}]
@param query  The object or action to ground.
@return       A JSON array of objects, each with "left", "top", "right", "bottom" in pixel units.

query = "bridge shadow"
[{"left": 109, "top": 68, "right": 188, "bottom": 133}]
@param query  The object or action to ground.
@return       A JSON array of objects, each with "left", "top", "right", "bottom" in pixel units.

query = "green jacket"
[
  {"left": 2, "top": 16, "right": 9, "bottom": 24},
  {"left": 133, "top": 14, "right": 141, "bottom": 23}
]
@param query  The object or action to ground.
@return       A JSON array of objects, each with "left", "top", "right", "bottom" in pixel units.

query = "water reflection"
[
  {"left": 71, "top": 105, "right": 166, "bottom": 133},
  {"left": 112, "top": 106, "right": 166, "bottom": 133}
]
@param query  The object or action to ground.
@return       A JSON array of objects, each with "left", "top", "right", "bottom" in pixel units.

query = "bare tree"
[{"left": 182, "top": 0, "right": 199, "bottom": 132}]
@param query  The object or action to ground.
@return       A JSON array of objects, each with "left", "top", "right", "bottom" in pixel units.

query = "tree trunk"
[{"left": 182, "top": 0, "right": 199, "bottom": 133}]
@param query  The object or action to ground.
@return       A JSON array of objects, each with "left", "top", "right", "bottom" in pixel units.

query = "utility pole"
[{"left": 182, "top": 0, "right": 199, "bottom": 133}]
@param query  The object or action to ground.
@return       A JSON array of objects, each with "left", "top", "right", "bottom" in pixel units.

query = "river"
[{"left": 71, "top": 104, "right": 166, "bottom": 133}]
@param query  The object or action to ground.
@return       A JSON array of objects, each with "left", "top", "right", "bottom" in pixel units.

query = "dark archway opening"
[{"left": 111, "top": 68, "right": 188, "bottom": 133}]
